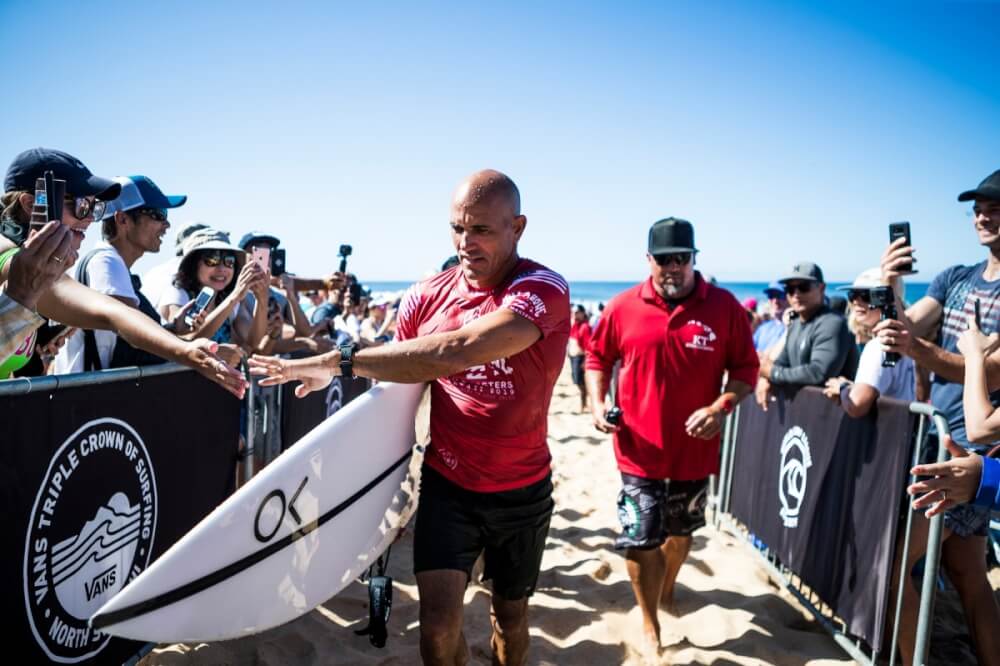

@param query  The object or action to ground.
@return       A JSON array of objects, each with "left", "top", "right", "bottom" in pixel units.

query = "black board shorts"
[
  {"left": 414, "top": 464, "right": 554, "bottom": 600},
  {"left": 615, "top": 473, "right": 708, "bottom": 549}
]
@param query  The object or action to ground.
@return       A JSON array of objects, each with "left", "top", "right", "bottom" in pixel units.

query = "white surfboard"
[{"left": 90, "top": 380, "right": 426, "bottom": 643}]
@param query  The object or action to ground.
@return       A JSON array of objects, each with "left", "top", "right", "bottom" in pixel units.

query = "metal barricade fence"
[{"left": 710, "top": 400, "right": 950, "bottom": 666}]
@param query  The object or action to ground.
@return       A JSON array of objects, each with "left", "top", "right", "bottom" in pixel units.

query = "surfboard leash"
[{"left": 355, "top": 546, "right": 393, "bottom": 648}]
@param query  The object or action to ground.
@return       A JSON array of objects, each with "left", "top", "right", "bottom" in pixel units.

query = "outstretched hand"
[
  {"left": 908, "top": 436, "right": 982, "bottom": 517},
  {"left": 957, "top": 314, "right": 1000, "bottom": 359},
  {"left": 249, "top": 352, "right": 338, "bottom": 397},
  {"left": 184, "top": 338, "right": 249, "bottom": 399}
]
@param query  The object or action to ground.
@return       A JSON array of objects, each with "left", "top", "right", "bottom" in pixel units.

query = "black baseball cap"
[
  {"left": 957, "top": 169, "right": 1000, "bottom": 202},
  {"left": 4, "top": 148, "right": 120, "bottom": 200},
  {"left": 648, "top": 217, "right": 697, "bottom": 255},
  {"left": 778, "top": 261, "right": 825, "bottom": 284}
]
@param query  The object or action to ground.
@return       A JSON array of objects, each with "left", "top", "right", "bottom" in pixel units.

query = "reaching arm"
[
  {"left": 249, "top": 308, "right": 544, "bottom": 395},
  {"left": 35, "top": 277, "right": 247, "bottom": 397}
]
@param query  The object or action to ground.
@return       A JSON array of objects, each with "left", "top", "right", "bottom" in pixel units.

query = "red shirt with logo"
[
  {"left": 395, "top": 259, "right": 570, "bottom": 492},
  {"left": 585, "top": 274, "right": 759, "bottom": 480}
]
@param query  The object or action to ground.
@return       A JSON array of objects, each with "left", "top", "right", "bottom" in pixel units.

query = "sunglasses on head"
[
  {"left": 200, "top": 251, "right": 237, "bottom": 268},
  {"left": 783, "top": 282, "right": 814, "bottom": 296},
  {"left": 653, "top": 252, "right": 692, "bottom": 267},
  {"left": 134, "top": 208, "right": 168, "bottom": 223},
  {"left": 846, "top": 288, "right": 872, "bottom": 304},
  {"left": 63, "top": 195, "right": 106, "bottom": 221}
]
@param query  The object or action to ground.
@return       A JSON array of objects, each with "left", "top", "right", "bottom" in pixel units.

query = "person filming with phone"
[
  {"left": 874, "top": 169, "right": 1000, "bottom": 666},
  {"left": 0, "top": 148, "right": 247, "bottom": 396}
]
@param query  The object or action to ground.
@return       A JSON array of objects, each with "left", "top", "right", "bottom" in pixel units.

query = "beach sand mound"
[{"left": 142, "top": 364, "right": 998, "bottom": 665}]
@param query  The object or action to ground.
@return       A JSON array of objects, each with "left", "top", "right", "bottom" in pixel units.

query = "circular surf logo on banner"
[
  {"left": 778, "top": 426, "right": 812, "bottom": 529},
  {"left": 23, "top": 418, "right": 158, "bottom": 663}
]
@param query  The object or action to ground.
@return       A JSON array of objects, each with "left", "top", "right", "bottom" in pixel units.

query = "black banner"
[
  {"left": 280, "top": 376, "right": 371, "bottom": 449},
  {"left": 1, "top": 370, "right": 240, "bottom": 665},
  {"left": 728, "top": 387, "right": 915, "bottom": 647}
]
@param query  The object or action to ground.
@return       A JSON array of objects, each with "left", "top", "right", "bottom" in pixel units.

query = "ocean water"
[{"left": 366, "top": 280, "right": 930, "bottom": 310}]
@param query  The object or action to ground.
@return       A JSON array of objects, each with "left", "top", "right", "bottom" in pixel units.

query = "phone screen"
[{"left": 252, "top": 246, "right": 271, "bottom": 274}]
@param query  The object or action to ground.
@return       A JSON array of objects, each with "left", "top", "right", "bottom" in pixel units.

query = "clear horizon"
[{"left": 2, "top": 1, "right": 998, "bottom": 284}]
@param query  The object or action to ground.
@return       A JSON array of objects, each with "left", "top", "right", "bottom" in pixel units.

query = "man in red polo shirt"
[
  {"left": 250, "top": 169, "right": 569, "bottom": 666},
  {"left": 585, "top": 217, "right": 758, "bottom": 651}
]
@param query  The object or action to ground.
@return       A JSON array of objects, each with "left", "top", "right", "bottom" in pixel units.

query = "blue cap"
[
  {"left": 763, "top": 281, "right": 784, "bottom": 297},
  {"left": 101, "top": 175, "right": 187, "bottom": 220},
  {"left": 4, "top": 147, "right": 120, "bottom": 199},
  {"left": 238, "top": 231, "right": 281, "bottom": 249}
]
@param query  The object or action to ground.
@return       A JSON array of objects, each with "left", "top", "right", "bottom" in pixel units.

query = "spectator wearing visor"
[
  {"left": 821, "top": 268, "right": 915, "bottom": 417},
  {"left": 53, "top": 175, "right": 188, "bottom": 373},
  {"left": 756, "top": 261, "right": 858, "bottom": 410},
  {"left": 161, "top": 229, "right": 269, "bottom": 352},
  {"left": 0, "top": 148, "right": 246, "bottom": 396}
]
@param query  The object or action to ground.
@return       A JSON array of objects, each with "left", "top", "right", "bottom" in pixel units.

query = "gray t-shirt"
[{"left": 771, "top": 306, "right": 858, "bottom": 387}]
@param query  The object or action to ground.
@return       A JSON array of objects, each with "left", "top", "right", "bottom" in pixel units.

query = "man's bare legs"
[
  {"left": 417, "top": 570, "right": 469, "bottom": 666},
  {"left": 659, "top": 535, "right": 693, "bottom": 612},
  {"left": 941, "top": 534, "right": 1000, "bottom": 666},
  {"left": 490, "top": 594, "right": 530, "bottom": 666},
  {"left": 626, "top": 546, "right": 666, "bottom": 649}
]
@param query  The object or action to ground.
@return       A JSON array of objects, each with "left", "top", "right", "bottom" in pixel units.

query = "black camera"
[
  {"left": 338, "top": 244, "right": 352, "bottom": 274},
  {"left": 869, "top": 286, "right": 899, "bottom": 368},
  {"left": 605, "top": 406, "right": 622, "bottom": 426}
]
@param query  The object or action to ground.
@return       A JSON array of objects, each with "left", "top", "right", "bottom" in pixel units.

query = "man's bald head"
[{"left": 452, "top": 169, "right": 521, "bottom": 218}]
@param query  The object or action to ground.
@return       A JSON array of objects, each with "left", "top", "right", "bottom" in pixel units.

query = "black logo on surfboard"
[{"left": 254, "top": 477, "right": 309, "bottom": 542}]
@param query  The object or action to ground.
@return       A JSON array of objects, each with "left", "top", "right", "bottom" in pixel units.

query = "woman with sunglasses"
[
  {"left": 0, "top": 148, "right": 247, "bottom": 397},
  {"left": 161, "top": 230, "right": 269, "bottom": 349},
  {"left": 822, "top": 268, "right": 914, "bottom": 416}
]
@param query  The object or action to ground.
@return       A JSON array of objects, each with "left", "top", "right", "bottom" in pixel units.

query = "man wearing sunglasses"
[
  {"left": 53, "top": 175, "right": 188, "bottom": 374},
  {"left": 756, "top": 262, "right": 856, "bottom": 409},
  {"left": 583, "top": 217, "right": 759, "bottom": 651}
]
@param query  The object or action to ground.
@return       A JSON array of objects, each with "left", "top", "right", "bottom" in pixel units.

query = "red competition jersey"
[
  {"left": 585, "top": 274, "right": 759, "bottom": 480},
  {"left": 396, "top": 259, "right": 570, "bottom": 492}
]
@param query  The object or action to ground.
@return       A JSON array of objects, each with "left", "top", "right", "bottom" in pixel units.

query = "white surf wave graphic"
[{"left": 52, "top": 492, "right": 141, "bottom": 619}]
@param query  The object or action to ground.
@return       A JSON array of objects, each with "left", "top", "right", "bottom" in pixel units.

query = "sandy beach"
[{"left": 141, "top": 363, "right": 998, "bottom": 666}]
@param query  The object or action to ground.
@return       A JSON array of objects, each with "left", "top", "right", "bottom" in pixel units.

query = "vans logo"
[{"left": 23, "top": 418, "right": 158, "bottom": 663}]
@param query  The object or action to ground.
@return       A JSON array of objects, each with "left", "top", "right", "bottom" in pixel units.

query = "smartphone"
[
  {"left": 252, "top": 246, "right": 271, "bottom": 274},
  {"left": 271, "top": 248, "right": 286, "bottom": 277},
  {"left": 975, "top": 298, "right": 982, "bottom": 329},
  {"left": 185, "top": 286, "right": 215, "bottom": 326},
  {"left": 30, "top": 178, "right": 48, "bottom": 230},
  {"left": 888, "top": 221, "right": 916, "bottom": 275},
  {"left": 44, "top": 171, "right": 65, "bottom": 224}
]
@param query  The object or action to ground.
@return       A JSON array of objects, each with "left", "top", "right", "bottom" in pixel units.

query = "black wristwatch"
[{"left": 339, "top": 342, "right": 357, "bottom": 379}]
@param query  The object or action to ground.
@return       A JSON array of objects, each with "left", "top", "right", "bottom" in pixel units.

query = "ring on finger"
[{"left": 51, "top": 255, "right": 64, "bottom": 264}]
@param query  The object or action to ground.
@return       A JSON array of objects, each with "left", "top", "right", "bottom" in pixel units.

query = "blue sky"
[{"left": 2, "top": 1, "right": 998, "bottom": 283}]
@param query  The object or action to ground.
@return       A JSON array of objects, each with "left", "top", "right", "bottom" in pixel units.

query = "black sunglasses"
[
  {"left": 653, "top": 252, "right": 692, "bottom": 267},
  {"left": 846, "top": 289, "right": 871, "bottom": 304},
  {"left": 200, "top": 251, "right": 237, "bottom": 268},
  {"left": 134, "top": 208, "right": 168, "bottom": 223},
  {"left": 784, "top": 282, "right": 814, "bottom": 296}
]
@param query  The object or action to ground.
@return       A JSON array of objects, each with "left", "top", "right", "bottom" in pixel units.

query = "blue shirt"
[
  {"left": 975, "top": 456, "right": 1000, "bottom": 510},
  {"left": 927, "top": 262, "right": 1000, "bottom": 446},
  {"left": 753, "top": 318, "right": 784, "bottom": 352}
]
